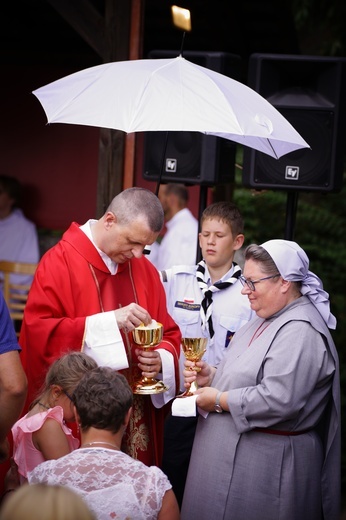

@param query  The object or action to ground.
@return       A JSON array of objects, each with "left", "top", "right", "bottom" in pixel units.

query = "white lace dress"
[{"left": 28, "top": 448, "right": 172, "bottom": 520}]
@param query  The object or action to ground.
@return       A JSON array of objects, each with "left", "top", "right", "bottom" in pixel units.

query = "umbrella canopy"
[{"left": 33, "top": 55, "right": 310, "bottom": 159}]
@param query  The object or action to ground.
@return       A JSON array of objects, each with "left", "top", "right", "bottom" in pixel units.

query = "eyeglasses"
[{"left": 239, "top": 274, "right": 280, "bottom": 291}]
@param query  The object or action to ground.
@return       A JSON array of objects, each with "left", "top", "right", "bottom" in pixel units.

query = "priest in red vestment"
[{"left": 19, "top": 187, "right": 181, "bottom": 467}]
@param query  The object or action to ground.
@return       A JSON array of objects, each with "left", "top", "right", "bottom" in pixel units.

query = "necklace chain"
[
  {"left": 248, "top": 320, "right": 271, "bottom": 347},
  {"left": 81, "top": 441, "right": 120, "bottom": 450},
  {"left": 38, "top": 401, "right": 50, "bottom": 410}
]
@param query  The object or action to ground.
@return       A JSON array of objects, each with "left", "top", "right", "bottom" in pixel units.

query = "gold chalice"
[
  {"left": 132, "top": 322, "right": 168, "bottom": 395},
  {"left": 180, "top": 337, "right": 207, "bottom": 396}
]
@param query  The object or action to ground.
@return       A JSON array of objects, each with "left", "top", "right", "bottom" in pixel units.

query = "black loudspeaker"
[
  {"left": 143, "top": 50, "right": 241, "bottom": 185},
  {"left": 243, "top": 54, "right": 346, "bottom": 193}
]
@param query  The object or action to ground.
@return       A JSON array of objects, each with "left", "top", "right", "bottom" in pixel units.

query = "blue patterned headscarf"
[{"left": 261, "top": 239, "right": 336, "bottom": 329}]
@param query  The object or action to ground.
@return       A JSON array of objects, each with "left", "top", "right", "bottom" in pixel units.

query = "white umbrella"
[{"left": 33, "top": 55, "right": 310, "bottom": 159}]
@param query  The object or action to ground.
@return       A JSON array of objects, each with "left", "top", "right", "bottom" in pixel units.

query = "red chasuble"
[{"left": 19, "top": 223, "right": 181, "bottom": 466}]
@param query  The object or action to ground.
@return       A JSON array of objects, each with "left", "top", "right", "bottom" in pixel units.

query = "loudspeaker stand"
[
  {"left": 284, "top": 191, "right": 298, "bottom": 241},
  {"left": 155, "top": 132, "right": 170, "bottom": 196}
]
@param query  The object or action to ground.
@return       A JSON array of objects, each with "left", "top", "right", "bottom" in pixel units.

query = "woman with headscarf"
[{"left": 180, "top": 239, "right": 340, "bottom": 520}]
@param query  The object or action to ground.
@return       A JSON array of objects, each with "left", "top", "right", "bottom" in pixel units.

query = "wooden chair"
[{"left": 0, "top": 260, "right": 37, "bottom": 337}]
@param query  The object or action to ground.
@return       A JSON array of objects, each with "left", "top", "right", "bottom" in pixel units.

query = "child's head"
[
  {"left": 44, "top": 352, "right": 98, "bottom": 393},
  {"left": 72, "top": 366, "right": 133, "bottom": 434},
  {"left": 200, "top": 202, "right": 244, "bottom": 237},
  {"left": 199, "top": 202, "right": 245, "bottom": 269},
  {"left": 0, "top": 483, "right": 96, "bottom": 520},
  {"left": 32, "top": 352, "right": 97, "bottom": 421}
]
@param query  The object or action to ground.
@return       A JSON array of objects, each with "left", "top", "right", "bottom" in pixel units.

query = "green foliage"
[{"left": 292, "top": 0, "right": 346, "bottom": 55}]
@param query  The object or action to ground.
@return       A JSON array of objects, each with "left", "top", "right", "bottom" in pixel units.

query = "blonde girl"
[{"left": 0, "top": 483, "right": 96, "bottom": 520}]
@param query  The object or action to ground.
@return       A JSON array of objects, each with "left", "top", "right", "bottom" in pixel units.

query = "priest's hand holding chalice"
[
  {"left": 180, "top": 337, "right": 207, "bottom": 397},
  {"left": 132, "top": 320, "right": 168, "bottom": 395}
]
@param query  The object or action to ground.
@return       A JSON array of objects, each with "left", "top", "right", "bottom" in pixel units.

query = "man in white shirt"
[
  {"left": 149, "top": 184, "right": 198, "bottom": 270},
  {"left": 0, "top": 175, "right": 40, "bottom": 289}
]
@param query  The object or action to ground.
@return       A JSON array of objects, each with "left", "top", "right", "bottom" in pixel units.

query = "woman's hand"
[
  {"left": 194, "top": 387, "right": 220, "bottom": 412},
  {"left": 183, "top": 360, "right": 215, "bottom": 390}
]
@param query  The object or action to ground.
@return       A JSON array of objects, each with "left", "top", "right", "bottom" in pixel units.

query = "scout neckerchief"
[{"left": 196, "top": 260, "right": 242, "bottom": 339}]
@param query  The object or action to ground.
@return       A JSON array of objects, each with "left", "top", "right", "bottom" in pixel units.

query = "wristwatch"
[{"left": 214, "top": 391, "right": 223, "bottom": 413}]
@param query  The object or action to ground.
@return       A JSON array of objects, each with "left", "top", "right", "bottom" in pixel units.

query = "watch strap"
[{"left": 214, "top": 391, "right": 223, "bottom": 413}]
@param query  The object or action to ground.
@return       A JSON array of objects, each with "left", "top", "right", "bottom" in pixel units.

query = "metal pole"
[{"left": 284, "top": 191, "right": 299, "bottom": 240}]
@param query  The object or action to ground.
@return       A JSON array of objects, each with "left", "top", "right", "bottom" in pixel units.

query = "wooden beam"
[
  {"left": 45, "top": 0, "right": 142, "bottom": 215},
  {"left": 46, "top": 0, "right": 107, "bottom": 58},
  {"left": 95, "top": 0, "right": 132, "bottom": 216},
  {"left": 123, "top": 0, "right": 145, "bottom": 190}
]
